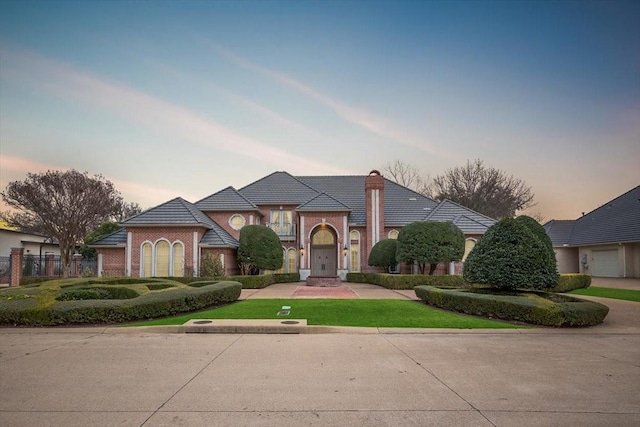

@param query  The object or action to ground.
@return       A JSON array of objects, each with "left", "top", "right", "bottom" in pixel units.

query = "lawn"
[
  {"left": 570, "top": 287, "right": 640, "bottom": 303},
  {"left": 130, "top": 299, "right": 524, "bottom": 329}
]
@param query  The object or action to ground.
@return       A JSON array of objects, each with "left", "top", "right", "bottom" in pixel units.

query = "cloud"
[
  {"left": 0, "top": 46, "right": 352, "bottom": 176},
  {"left": 210, "top": 44, "right": 455, "bottom": 160}
]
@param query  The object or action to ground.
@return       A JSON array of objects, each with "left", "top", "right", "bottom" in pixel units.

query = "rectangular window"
[{"left": 270, "top": 210, "right": 293, "bottom": 236}]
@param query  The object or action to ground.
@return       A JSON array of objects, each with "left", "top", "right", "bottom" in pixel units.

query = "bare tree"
[
  {"left": 431, "top": 159, "right": 535, "bottom": 219},
  {"left": 382, "top": 160, "right": 432, "bottom": 196},
  {"left": 1, "top": 170, "right": 124, "bottom": 277},
  {"left": 116, "top": 202, "right": 143, "bottom": 222}
]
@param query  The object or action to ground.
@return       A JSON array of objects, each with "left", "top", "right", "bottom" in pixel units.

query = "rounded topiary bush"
[
  {"left": 515, "top": 215, "right": 558, "bottom": 277},
  {"left": 368, "top": 239, "right": 399, "bottom": 270},
  {"left": 463, "top": 218, "right": 559, "bottom": 290}
]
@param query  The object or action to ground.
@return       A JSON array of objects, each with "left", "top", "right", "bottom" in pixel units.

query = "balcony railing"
[{"left": 267, "top": 222, "right": 296, "bottom": 240}]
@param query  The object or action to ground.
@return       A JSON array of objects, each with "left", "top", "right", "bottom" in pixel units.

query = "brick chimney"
[{"left": 365, "top": 170, "right": 385, "bottom": 270}]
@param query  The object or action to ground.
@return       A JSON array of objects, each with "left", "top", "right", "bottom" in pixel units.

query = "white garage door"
[{"left": 592, "top": 250, "right": 619, "bottom": 277}]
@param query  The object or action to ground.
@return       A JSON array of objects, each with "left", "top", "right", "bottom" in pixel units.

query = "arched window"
[
  {"left": 287, "top": 248, "right": 296, "bottom": 273},
  {"left": 275, "top": 247, "right": 286, "bottom": 274},
  {"left": 155, "top": 240, "right": 170, "bottom": 277},
  {"left": 141, "top": 242, "right": 152, "bottom": 277},
  {"left": 312, "top": 229, "right": 335, "bottom": 245},
  {"left": 172, "top": 242, "right": 184, "bottom": 277},
  {"left": 350, "top": 230, "right": 360, "bottom": 272},
  {"left": 463, "top": 238, "right": 476, "bottom": 261},
  {"left": 388, "top": 230, "right": 399, "bottom": 239}
]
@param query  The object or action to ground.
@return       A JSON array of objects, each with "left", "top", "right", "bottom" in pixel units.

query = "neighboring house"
[
  {"left": 0, "top": 221, "right": 60, "bottom": 258},
  {"left": 91, "top": 171, "right": 496, "bottom": 279},
  {"left": 544, "top": 185, "right": 640, "bottom": 278}
]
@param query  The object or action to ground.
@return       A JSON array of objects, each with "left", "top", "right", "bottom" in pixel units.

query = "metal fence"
[
  {"left": 0, "top": 256, "right": 10, "bottom": 284},
  {"left": 21, "top": 255, "right": 98, "bottom": 278}
]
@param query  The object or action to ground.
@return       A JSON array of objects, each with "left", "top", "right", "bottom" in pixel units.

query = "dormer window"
[{"left": 229, "top": 214, "right": 246, "bottom": 230}]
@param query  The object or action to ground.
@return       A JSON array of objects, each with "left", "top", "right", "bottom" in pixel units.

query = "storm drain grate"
[
  {"left": 280, "top": 320, "right": 300, "bottom": 325},
  {"left": 193, "top": 320, "right": 213, "bottom": 324}
]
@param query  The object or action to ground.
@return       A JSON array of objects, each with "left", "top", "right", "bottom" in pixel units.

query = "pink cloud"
[{"left": 1, "top": 46, "right": 351, "bottom": 176}]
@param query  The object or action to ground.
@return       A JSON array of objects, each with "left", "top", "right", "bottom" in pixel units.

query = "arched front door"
[{"left": 310, "top": 227, "right": 337, "bottom": 277}]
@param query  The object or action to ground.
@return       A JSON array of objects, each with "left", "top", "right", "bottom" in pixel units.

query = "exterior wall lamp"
[{"left": 343, "top": 245, "right": 348, "bottom": 256}]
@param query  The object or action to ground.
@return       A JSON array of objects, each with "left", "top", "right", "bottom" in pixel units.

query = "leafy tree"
[
  {"left": 200, "top": 253, "right": 225, "bottom": 278},
  {"left": 237, "top": 225, "right": 282, "bottom": 274},
  {"left": 368, "top": 239, "right": 399, "bottom": 270},
  {"left": 78, "top": 221, "right": 122, "bottom": 259},
  {"left": 463, "top": 218, "right": 559, "bottom": 290},
  {"left": 431, "top": 159, "right": 535, "bottom": 218},
  {"left": 382, "top": 160, "right": 431, "bottom": 196},
  {"left": 396, "top": 221, "right": 465, "bottom": 275},
  {"left": 1, "top": 170, "right": 123, "bottom": 277}
]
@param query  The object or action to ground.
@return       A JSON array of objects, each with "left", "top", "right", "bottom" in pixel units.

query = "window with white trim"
[
  {"left": 388, "top": 230, "right": 399, "bottom": 239},
  {"left": 229, "top": 214, "right": 246, "bottom": 230},
  {"left": 463, "top": 238, "right": 476, "bottom": 261},
  {"left": 350, "top": 230, "right": 360, "bottom": 272}
]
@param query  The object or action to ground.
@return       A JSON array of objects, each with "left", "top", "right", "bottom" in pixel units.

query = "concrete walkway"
[
  {"left": 240, "top": 282, "right": 417, "bottom": 300},
  {"left": 0, "top": 280, "right": 638, "bottom": 426}
]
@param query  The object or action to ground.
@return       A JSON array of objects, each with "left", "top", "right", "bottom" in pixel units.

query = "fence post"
[
  {"left": 45, "top": 252, "right": 54, "bottom": 277},
  {"left": 73, "top": 254, "right": 83, "bottom": 276},
  {"left": 10, "top": 248, "right": 23, "bottom": 287}
]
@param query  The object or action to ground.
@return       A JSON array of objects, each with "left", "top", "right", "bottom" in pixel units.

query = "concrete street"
[{"left": 1, "top": 279, "right": 639, "bottom": 426}]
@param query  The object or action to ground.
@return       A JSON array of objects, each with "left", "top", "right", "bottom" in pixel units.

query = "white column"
[
  {"left": 126, "top": 232, "right": 132, "bottom": 277},
  {"left": 300, "top": 216, "right": 306, "bottom": 269},
  {"left": 343, "top": 215, "right": 348, "bottom": 269},
  {"left": 97, "top": 253, "right": 103, "bottom": 277},
  {"left": 193, "top": 231, "right": 199, "bottom": 277}
]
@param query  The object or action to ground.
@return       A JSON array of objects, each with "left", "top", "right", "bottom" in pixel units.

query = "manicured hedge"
[
  {"left": 346, "top": 273, "right": 466, "bottom": 290},
  {"left": 228, "top": 275, "right": 274, "bottom": 289},
  {"left": 414, "top": 285, "right": 609, "bottom": 327},
  {"left": 273, "top": 273, "right": 301, "bottom": 283},
  {"left": 0, "top": 281, "right": 242, "bottom": 326},
  {"left": 549, "top": 274, "right": 591, "bottom": 293}
]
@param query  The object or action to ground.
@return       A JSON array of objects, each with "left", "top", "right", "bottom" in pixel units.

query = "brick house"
[{"left": 91, "top": 170, "right": 496, "bottom": 280}]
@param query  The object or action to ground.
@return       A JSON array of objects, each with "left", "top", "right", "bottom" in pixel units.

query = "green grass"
[
  {"left": 130, "top": 299, "right": 523, "bottom": 329},
  {"left": 570, "top": 287, "right": 640, "bottom": 303}
]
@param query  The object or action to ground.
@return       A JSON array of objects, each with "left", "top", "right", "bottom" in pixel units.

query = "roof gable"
[
  {"left": 195, "top": 186, "right": 258, "bottom": 211},
  {"left": 424, "top": 199, "right": 496, "bottom": 234},
  {"left": 239, "top": 171, "right": 320, "bottom": 204},
  {"left": 90, "top": 228, "right": 127, "bottom": 246},
  {"left": 122, "top": 197, "right": 214, "bottom": 228},
  {"left": 543, "top": 220, "right": 576, "bottom": 246},
  {"left": 297, "top": 192, "right": 351, "bottom": 212},
  {"left": 569, "top": 185, "right": 640, "bottom": 245}
]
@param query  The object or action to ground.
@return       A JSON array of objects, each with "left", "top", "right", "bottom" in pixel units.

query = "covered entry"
[{"left": 310, "top": 226, "right": 337, "bottom": 277}]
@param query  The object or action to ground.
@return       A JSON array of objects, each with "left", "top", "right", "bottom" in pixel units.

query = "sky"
[{"left": 0, "top": 0, "right": 638, "bottom": 221}]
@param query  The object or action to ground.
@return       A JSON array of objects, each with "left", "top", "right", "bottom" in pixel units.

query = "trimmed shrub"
[
  {"left": 56, "top": 287, "right": 139, "bottom": 301},
  {"left": 549, "top": 274, "right": 591, "bottom": 293},
  {"left": 346, "top": 272, "right": 466, "bottom": 290},
  {"left": 20, "top": 277, "right": 54, "bottom": 286},
  {"left": 273, "top": 273, "right": 301, "bottom": 283},
  {"left": 200, "top": 253, "right": 225, "bottom": 278},
  {"left": 146, "top": 283, "right": 176, "bottom": 291},
  {"left": 463, "top": 218, "right": 559, "bottom": 290},
  {"left": 238, "top": 225, "right": 283, "bottom": 273},
  {"left": 187, "top": 280, "right": 219, "bottom": 288},
  {"left": 87, "top": 277, "right": 157, "bottom": 285},
  {"left": 368, "top": 239, "right": 399, "bottom": 269},
  {"left": 515, "top": 215, "right": 558, "bottom": 278},
  {"left": 228, "top": 274, "right": 275, "bottom": 289},
  {"left": 414, "top": 285, "right": 609, "bottom": 327},
  {"left": 0, "top": 281, "right": 242, "bottom": 326}
]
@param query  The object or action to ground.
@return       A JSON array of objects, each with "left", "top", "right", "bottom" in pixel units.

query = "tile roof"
[
  {"left": 195, "top": 186, "right": 258, "bottom": 211},
  {"left": 296, "top": 192, "right": 351, "bottom": 212},
  {"left": 90, "top": 228, "right": 127, "bottom": 246},
  {"left": 424, "top": 199, "right": 496, "bottom": 234},
  {"left": 567, "top": 185, "right": 640, "bottom": 246},
  {"left": 200, "top": 225, "right": 239, "bottom": 247},
  {"left": 121, "top": 197, "right": 214, "bottom": 227},
  {"left": 239, "top": 171, "right": 320, "bottom": 204},
  {"left": 296, "top": 176, "right": 438, "bottom": 225},
  {"left": 543, "top": 220, "right": 576, "bottom": 246}
]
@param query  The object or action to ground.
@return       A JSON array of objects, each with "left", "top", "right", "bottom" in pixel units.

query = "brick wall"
[
  {"left": 300, "top": 212, "right": 349, "bottom": 270},
  {"left": 99, "top": 247, "right": 126, "bottom": 277},
  {"left": 201, "top": 247, "right": 240, "bottom": 276}
]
